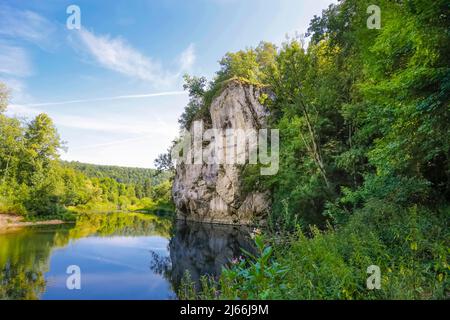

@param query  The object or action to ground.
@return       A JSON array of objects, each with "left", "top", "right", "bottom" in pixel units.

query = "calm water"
[{"left": 0, "top": 213, "right": 253, "bottom": 300}]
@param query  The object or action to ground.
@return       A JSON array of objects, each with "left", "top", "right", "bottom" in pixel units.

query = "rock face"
[{"left": 172, "top": 80, "right": 271, "bottom": 225}]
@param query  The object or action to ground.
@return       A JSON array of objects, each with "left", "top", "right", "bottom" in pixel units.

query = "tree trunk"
[{"left": 297, "top": 97, "right": 330, "bottom": 188}]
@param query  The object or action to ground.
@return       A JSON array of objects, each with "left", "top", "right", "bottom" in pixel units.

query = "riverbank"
[{"left": 0, "top": 213, "right": 65, "bottom": 231}]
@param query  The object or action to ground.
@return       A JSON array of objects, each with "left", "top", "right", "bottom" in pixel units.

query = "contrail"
[
  {"left": 21, "top": 91, "right": 188, "bottom": 107},
  {"left": 69, "top": 135, "right": 153, "bottom": 151}
]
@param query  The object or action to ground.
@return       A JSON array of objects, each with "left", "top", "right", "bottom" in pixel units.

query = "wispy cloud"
[
  {"left": 19, "top": 91, "right": 187, "bottom": 107},
  {"left": 71, "top": 28, "right": 196, "bottom": 88},
  {"left": 0, "top": 43, "right": 33, "bottom": 77},
  {"left": 0, "top": 4, "right": 56, "bottom": 49},
  {"left": 0, "top": 43, "right": 33, "bottom": 103},
  {"left": 0, "top": 5, "right": 56, "bottom": 103},
  {"left": 52, "top": 114, "right": 178, "bottom": 135},
  {"left": 7, "top": 102, "right": 179, "bottom": 168},
  {"left": 178, "top": 44, "right": 196, "bottom": 72},
  {"left": 69, "top": 135, "right": 154, "bottom": 151},
  {"left": 6, "top": 103, "right": 41, "bottom": 117},
  {"left": 6, "top": 104, "right": 179, "bottom": 136},
  {"left": 73, "top": 28, "right": 171, "bottom": 86}
]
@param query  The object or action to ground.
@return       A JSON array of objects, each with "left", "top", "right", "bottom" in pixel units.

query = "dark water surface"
[{"left": 0, "top": 213, "right": 253, "bottom": 300}]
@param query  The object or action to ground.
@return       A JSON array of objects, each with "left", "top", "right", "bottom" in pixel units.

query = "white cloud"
[{"left": 6, "top": 103, "right": 41, "bottom": 117}]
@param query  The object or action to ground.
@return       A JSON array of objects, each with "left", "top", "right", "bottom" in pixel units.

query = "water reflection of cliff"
[{"left": 167, "top": 221, "right": 254, "bottom": 292}]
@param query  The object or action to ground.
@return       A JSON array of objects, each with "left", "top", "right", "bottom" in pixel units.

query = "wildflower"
[{"left": 250, "top": 228, "right": 262, "bottom": 239}]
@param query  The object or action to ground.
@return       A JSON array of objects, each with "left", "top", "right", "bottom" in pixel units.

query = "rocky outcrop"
[{"left": 172, "top": 80, "right": 271, "bottom": 225}]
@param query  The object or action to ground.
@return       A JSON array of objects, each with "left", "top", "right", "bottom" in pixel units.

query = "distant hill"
[{"left": 62, "top": 161, "right": 171, "bottom": 186}]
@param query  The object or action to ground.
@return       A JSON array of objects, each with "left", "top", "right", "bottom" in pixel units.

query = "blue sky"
[{"left": 1, "top": 0, "right": 335, "bottom": 168}]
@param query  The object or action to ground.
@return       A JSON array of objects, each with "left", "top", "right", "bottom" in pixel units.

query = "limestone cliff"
[{"left": 172, "top": 80, "right": 271, "bottom": 225}]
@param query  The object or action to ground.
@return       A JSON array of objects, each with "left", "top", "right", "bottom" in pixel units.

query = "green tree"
[
  {"left": 0, "top": 83, "right": 8, "bottom": 114},
  {"left": 179, "top": 75, "right": 208, "bottom": 129},
  {"left": 21, "top": 114, "right": 61, "bottom": 181},
  {"left": 0, "top": 115, "right": 24, "bottom": 183}
]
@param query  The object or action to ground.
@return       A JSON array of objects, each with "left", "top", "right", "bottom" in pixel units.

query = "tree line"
[{"left": 0, "top": 90, "right": 173, "bottom": 219}]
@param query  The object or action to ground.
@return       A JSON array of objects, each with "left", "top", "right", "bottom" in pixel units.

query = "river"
[{"left": 0, "top": 212, "right": 254, "bottom": 300}]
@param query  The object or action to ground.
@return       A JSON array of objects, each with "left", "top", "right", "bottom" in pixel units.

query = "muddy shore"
[{"left": 0, "top": 214, "right": 65, "bottom": 231}]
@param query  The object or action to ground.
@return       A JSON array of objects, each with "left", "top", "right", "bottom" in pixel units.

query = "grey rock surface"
[{"left": 172, "top": 80, "right": 271, "bottom": 225}]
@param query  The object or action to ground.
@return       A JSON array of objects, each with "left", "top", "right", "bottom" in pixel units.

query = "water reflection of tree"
[
  {"left": 149, "top": 250, "right": 172, "bottom": 276},
  {"left": 0, "top": 212, "right": 172, "bottom": 300},
  {"left": 0, "top": 262, "right": 46, "bottom": 300},
  {"left": 0, "top": 225, "right": 72, "bottom": 300},
  {"left": 68, "top": 212, "right": 172, "bottom": 239}
]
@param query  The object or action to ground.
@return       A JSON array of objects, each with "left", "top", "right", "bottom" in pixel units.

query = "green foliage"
[
  {"left": 59, "top": 162, "right": 173, "bottom": 214},
  {"left": 216, "top": 42, "right": 277, "bottom": 85},
  {"left": 218, "top": 234, "right": 288, "bottom": 300},
  {"left": 154, "top": 151, "right": 174, "bottom": 173},
  {"left": 0, "top": 111, "right": 69, "bottom": 218},
  {"left": 179, "top": 75, "right": 208, "bottom": 130},
  {"left": 178, "top": 271, "right": 198, "bottom": 300},
  {"left": 197, "top": 203, "right": 448, "bottom": 300},
  {"left": 0, "top": 83, "right": 8, "bottom": 114},
  {"left": 177, "top": 0, "right": 450, "bottom": 300}
]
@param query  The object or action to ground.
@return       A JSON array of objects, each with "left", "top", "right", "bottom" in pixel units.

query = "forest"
[
  {"left": 175, "top": 0, "right": 449, "bottom": 299},
  {"left": 0, "top": 104, "right": 173, "bottom": 219}
]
